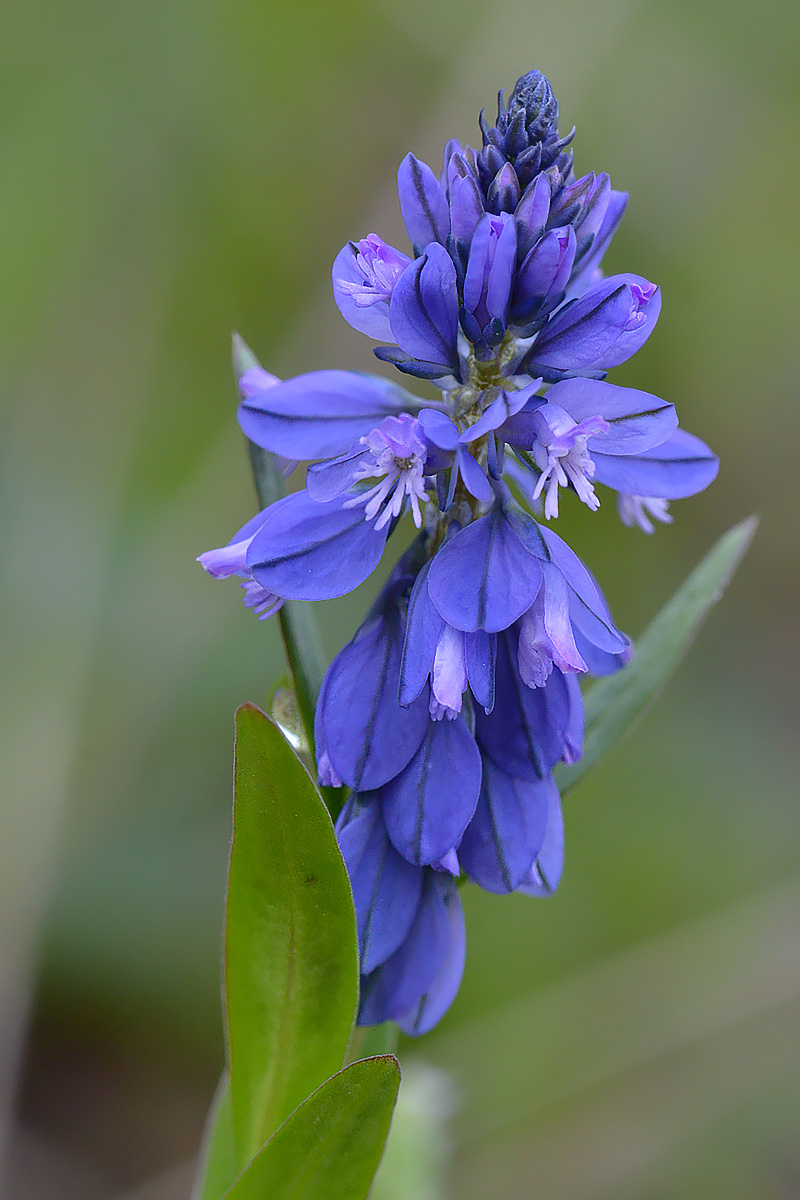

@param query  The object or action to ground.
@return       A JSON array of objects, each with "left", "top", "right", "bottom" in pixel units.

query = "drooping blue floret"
[{"left": 199, "top": 66, "right": 719, "bottom": 1034}]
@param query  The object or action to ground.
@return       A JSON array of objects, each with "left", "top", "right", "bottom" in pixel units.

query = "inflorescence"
[{"left": 200, "top": 70, "right": 718, "bottom": 1035}]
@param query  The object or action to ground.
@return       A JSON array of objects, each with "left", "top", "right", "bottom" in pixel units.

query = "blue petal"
[
  {"left": 389, "top": 245, "right": 459, "bottom": 370},
  {"left": 305, "top": 446, "right": 368, "bottom": 502},
  {"left": 544, "top": 378, "right": 678, "bottom": 453},
  {"left": 536, "top": 525, "right": 629, "bottom": 654},
  {"left": 462, "top": 214, "right": 492, "bottom": 313},
  {"left": 332, "top": 236, "right": 412, "bottom": 339},
  {"left": 460, "top": 383, "right": 540, "bottom": 443},
  {"left": 397, "top": 153, "right": 450, "bottom": 251},
  {"left": 428, "top": 507, "right": 543, "bottom": 633},
  {"left": 381, "top": 716, "right": 482, "bottom": 866},
  {"left": 449, "top": 172, "right": 484, "bottom": 247},
  {"left": 397, "top": 882, "right": 465, "bottom": 1035},
  {"left": 512, "top": 227, "right": 576, "bottom": 319},
  {"left": 418, "top": 408, "right": 460, "bottom": 450},
  {"left": 530, "top": 274, "right": 661, "bottom": 374},
  {"left": 246, "top": 490, "right": 387, "bottom": 601},
  {"left": 594, "top": 187, "right": 627, "bottom": 246},
  {"left": 529, "top": 281, "right": 633, "bottom": 371},
  {"left": 592, "top": 428, "right": 719, "bottom": 498},
  {"left": 331, "top": 242, "right": 394, "bottom": 340},
  {"left": 238, "top": 369, "right": 419, "bottom": 460},
  {"left": 475, "top": 631, "right": 572, "bottom": 779},
  {"left": 316, "top": 608, "right": 430, "bottom": 791},
  {"left": 514, "top": 172, "right": 551, "bottom": 256},
  {"left": 335, "top": 798, "right": 423, "bottom": 974},
  {"left": 373, "top": 345, "right": 457, "bottom": 383},
  {"left": 456, "top": 447, "right": 492, "bottom": 503},
  {"left": 544, "top": 374, "right": 676, "bottom": 453},
  {"left": 486, "top": 215, "right": 518, "bottom": 322},
  {"left": 459, "top": 759, "right": 556, "bottom": 893},
  {"left": 566, "top": 189, "right": 628, "bottom": 294},
  {"left": 400, "top": 567, "right": 496, "bottom": 714},
  {"left": 198, "top": 507, "right": 270, "bottom": 578},
  {"left": 466, "top": 630, "right": 496, "bottom": 713},
  {"left": 571, "top": 172, "right": 612, "bottom": 253},
  {"left": 562, "top": 672, "right": 585, "bottom": 763},
  {"left": 358, "top": 871, "right": 452, "bottom": 1026},
  {"left": 574, "top": 625, "right": 631, "bottom": 676},
  {"left": 399, "top": 562, "right": 443, "bottom": 707},
  {"left": 517, "top": 784, "right": 565, "bottom": 896}
]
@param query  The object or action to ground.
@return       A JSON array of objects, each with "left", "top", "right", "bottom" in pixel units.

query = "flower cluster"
[{"left": 200, "top": 69, "right": 717, "bottom": 1034}]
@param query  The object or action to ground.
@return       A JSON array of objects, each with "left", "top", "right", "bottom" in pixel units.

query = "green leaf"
[
  {"left": 193, "top": 1076, "right": 236, "bottom": 1200},
  {"left": 222, "top": 1057, "right": 400, "bottom": 1200},
  {"left": 232, "top": 334, "right": 329, "bottom": 766},
  {"left": 226, "top": 704, "right": 359, "bottom": 1166},
  {"left": 555, "top": 516, "right": 757, "bottom": 794}
]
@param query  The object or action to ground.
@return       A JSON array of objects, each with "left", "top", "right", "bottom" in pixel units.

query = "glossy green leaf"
[
  {"left": 222, "top": 1056, "right": 400, "bottom": 1200},
  {"left": 226, "top": 704, "right": 359, "bottom": 1166},
  {"left": 193, "top": 1076, "right": 236, "bottom": 1200},
  {"left": 555, "top": 516, "right": 757, "bottom": 794}
]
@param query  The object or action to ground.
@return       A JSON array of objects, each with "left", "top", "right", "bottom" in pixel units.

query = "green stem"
[
  {"left": 276, "top": 600, "right": 324, "bottom": 759},
  {"left": 246, "top": 440, "right": 344, "bottom": 817},
  {"left": 345, "top": 1022, "right": 400, "bottom": 1063}
]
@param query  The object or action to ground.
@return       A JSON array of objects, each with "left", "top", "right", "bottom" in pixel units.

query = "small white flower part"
[
  {"left": 530, "top": 402, "right": 609, "bottom": 519},
  {"left": 197, "top": 516, "right": 283, "bottom": 621},
  {"left": 617, "top": 494, "right": 672, "bottom": 534},
  {"left": 240, "top": 578, "right": 283, "bottom": 619},
  {"left": 345, "top": 413, "right": 430, "bottom": 531},
  {"left": 336, "top": 235, "right": 410, "bottom": 310},
  {"left": 430, "top": 623, "right": 468, "bottom": 720}
]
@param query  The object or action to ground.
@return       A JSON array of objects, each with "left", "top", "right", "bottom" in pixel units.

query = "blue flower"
[
  {"left": 197, "top": 510, "right": 283, "bottom": 620},
  {"left": 308, "top": 413, "right": 430, "bottom": 530},
  {"left": 201, "top": 66, "right": 719, "bottom": 1033},
  {"left": 500, "top": 377, "right": 679, "bottom": 519},
  {"left": 332, "top": 235, "right": 412, "bottom": 340},
  {"left": 311, "top": 546, "right": 596, "bottom": 1030},
  {"left": 337, "top": 794, "right": 466, "bottom": 1035}
]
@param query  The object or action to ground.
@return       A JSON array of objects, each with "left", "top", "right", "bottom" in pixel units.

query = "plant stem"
[
  {"left": 246, "top": 440, "right": 343, "bottom": 816},
  {"left": 345, "top": 1022, "right": 400, "bottom": 1063}
]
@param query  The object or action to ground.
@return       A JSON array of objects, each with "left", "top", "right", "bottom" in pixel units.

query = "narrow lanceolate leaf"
[
  {"left": 555, "top": 517, "right": 757, "bottom": 794},
  {"left": 192, "top": 1076, "right": 236, "bottom": 1200},
  {"left": 222, "top": 1057, "right": 400, "bottom": 1200},
  {"left": 226, "top": 705, "right": 359, "bottom": 1166}
]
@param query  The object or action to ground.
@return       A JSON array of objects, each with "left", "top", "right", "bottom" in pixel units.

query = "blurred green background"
[{"left": 1, "top": 0, "right": 799, "bottom": 1196}]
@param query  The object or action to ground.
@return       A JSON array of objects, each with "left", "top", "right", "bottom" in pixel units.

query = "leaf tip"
[
  {"left": 736, "top": 513, "right": 759, "bottom": 544},
  {"left": 235, "top": 700, "right": 268, "bottom": 719},
  {"left": 714, "top": 514, "right": 759, "bottom": 588},
  {"left": 232, "top": 332, "right": 260, "bottom": 379},
  {"left": 234, "top": 702, "right": 271, "bottom": 739},
  {"left": 361, "top": 1053, "right": 402, "bottom": 1076}
]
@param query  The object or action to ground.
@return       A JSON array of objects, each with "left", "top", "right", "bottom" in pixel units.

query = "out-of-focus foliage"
[
  {"left": 555, "top": 517, "right": 758, "bottom": 794},
  {"left": 1, "top": 0, "right": 798, "bottom": 1196}
]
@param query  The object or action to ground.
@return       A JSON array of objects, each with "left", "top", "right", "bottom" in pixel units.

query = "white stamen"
[
  {"left": 530, "top": 404, "right": 608, "bottom": 519},
  {"left": 345, "top": 414, "right": 430, "bottom": 530},
  {"left": 617, "top": 494, "right": 672, "bottom": 534}
]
